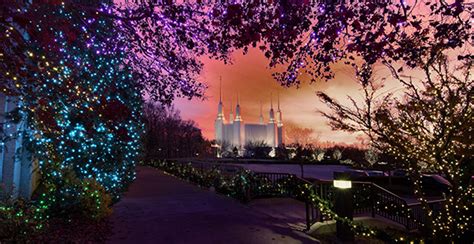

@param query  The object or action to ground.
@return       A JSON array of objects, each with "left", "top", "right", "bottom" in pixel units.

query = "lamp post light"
[
  {"left": 211, "top": 143, "right": 221, "bottom": 158},
  {"left": 333, "top": 172, "right": 354, "bottom": 242}
]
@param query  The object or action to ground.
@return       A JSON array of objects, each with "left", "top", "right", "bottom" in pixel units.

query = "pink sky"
[{"left": 174, "top": 48, "right": 400, "bottom": 144}]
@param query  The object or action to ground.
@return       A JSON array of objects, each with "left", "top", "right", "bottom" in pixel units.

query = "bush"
[
  {"left": 149, "top": 160, "right": 253, "bottom": 202},
  {"left": 78, "top": 179, "right": 113, "bottom": 221},
  {"left": 47, "top": 170, "right": 113, "bottom": 221},
  {"left": 0, "top": 199, "right": 40, "bottom": 242},
  {"left": 0, "top": 174, "right": 113, "bottom": 242}
]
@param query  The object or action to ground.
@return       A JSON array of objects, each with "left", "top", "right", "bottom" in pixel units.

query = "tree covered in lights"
[
  {"left": 204, "top": 0, "right": 472, "bottom": 240},
  {"left": 317, "top": 57, "right": 472, "bottom": 241},
  {"left": 2, "top": 1, "right": 471, "bottom": 105},
  {"left": 0, "top": 1, "right": 143, "bottom": 223},
  {"left": 207, "top": 1, "right": 472, "bottom": 239},
  {"left": 0, "top": 0, "right": 472, "bottom": 239}
]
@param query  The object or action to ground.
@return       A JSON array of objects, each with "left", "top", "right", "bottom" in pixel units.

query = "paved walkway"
[{"left": 108, "top": 166, "right": 317, "bottom": 244}]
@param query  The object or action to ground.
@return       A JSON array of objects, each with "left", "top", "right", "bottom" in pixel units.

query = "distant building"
[{"left": 214, "top": 83, "right": 283, "bottom": 157}]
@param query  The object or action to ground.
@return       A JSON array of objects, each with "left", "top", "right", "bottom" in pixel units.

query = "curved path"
[{"left": 108, "top": 166, "right": 317, "bottom": 244}]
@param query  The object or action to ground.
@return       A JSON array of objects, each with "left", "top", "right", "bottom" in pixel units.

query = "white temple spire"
[
  {"left": 269, "top": 92, "right": 275, "bottom": 123},
  {"left": 229, "top": 98, "right": 234, "bottom": 123},
  {"left": 259, "top": 101, "right": 264, "bottom": 124},
  {"left": 215, "top": 76, "right": 225, "bottom": 149},
  {"left": 235, "top": 92, "right": 242, "bottom": 121},
  {"left": 216, "top": 76, "right": 224, "bottom": 120},
  {"left": 276, "top": 92, "right": 283, "bottom": 127}
]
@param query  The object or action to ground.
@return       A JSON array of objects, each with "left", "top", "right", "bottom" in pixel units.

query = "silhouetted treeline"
[
  {"left": 234, "top": 142, "right": 401, "bottom": 168},
  {"left": 143, "top": 102, "right": 212, "bottom": 161}
]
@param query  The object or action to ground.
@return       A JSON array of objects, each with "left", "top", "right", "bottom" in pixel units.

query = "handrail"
[
  {"left": 164, "top": 161, "right": 445, "bottom": 232},
  {"left": 355, "top": 181, "right": 401, "bottom": 199},
  {"left": 406, "top": 198, "right": 445, "bottom": 207},
  {"left": 253, "top": 172, "right": 446, "bottom": 232}
]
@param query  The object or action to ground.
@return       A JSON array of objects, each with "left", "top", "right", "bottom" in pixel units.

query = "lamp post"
[
  {"left": 211, "top": 143, "right": 221, "bottom": 158},
  {"left": 333, "top": 172, "right": 354, "bottom": 242}
]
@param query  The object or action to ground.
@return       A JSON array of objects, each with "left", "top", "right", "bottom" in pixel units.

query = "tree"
[
  {"left": 143, "top": 102, "right": 211, "bottom": 160},
  {"left": 263, "top": 2, "right": 472, "bottom": 239},
  {"left": 284, "top": 122, "right": 319, "bottom": 145},
  {"left": 364, "top": 149, "right": 379, "bottom": 167},
  {"left": 0, "top": 1, "right": 318, "bottom": 104},
  {"left": 332, "top": 149, "right": 342, "bottom": 161},
  {"left": 0, "top": 2, "right": 145, "bottom": 231},
  {"left": 243, "top": 141, "right": 271, "bottom": 159},
  {"left": 1, "top": 2, "right": 222, "bottom": 104},
  {"left": 274, "top": 145, "right": 290, "bottom": 160},
  {"left": 266, "top": 1, "right": 472, "bottom": 87},
  {"left": 317, "top": 56, "right": 473, "bottom": 240},
  {"left": 1, "top": 1, "right": 471, "bottom": 238},
  {"left": 313, "top": 148, "right": 326, "bottom": 162},
  {"left": 3, "top": 1, "right": 471, "bottom": 102}
]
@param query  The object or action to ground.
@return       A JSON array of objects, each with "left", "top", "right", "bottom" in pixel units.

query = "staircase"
[{"left": 247, "top": 172, "right": 445, "bottom": 231}]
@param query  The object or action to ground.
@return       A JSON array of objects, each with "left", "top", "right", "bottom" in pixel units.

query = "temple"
[{"left": 214, "top": 80, "right": 283, "bottom": 156}]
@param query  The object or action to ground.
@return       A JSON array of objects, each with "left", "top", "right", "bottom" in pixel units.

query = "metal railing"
[
  {"left": 247, "top": 170, "right": 444, "bottom": 232},
  {"left": 162, "top": 161, "right": 445, "bottom": 232},
  {"left": 301, "top": 179, "right": 445, "bottom": 231},
  {"left": 370, "top": 183, "right": 411, "bottom": 228},
  {"left": 249, "top": 172, "right": 296, "bottom": 199},
  {"left": 187, "top": 161, "right": 245, "bottom": 177},
  {"left": 406, "top": 199, "right": 445, "bottom": 230}
]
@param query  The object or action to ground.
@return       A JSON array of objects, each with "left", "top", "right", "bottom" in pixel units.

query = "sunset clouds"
[{"left": 175, "top": 48, "right": 389, "bottom": 144}]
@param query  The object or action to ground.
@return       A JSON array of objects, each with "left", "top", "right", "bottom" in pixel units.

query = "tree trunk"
[{"left": 300, "top": 163, "right": 304, "bottom": 178}]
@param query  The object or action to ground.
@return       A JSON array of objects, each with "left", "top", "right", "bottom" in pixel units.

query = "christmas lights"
[
  {"left": 1, "top": 2, "right": 143, "bottom": 235},
  {"left": 150, "top": 160, "right": 417, "bottom": 241}
]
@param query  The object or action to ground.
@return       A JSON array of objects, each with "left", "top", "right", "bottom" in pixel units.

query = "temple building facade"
[{"left": 214, "top": 88, "right": 284, "bottom": 156}]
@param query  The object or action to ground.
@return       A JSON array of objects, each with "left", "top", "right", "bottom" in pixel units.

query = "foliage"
[
  {"left": 0, "top": 3, "right": 141, "bottom": 239},
  {"left": 287, "top": 143, "right": 315, "bottom": 162},
  {"left": 6, "top": 1, "right": 468, "bottom": 102},
  {"left": 277, "top": 3, "right": 473, "bottom": 239},
  {"left": 0, "top": 199, "right": 40, "bottom": 242},
  {"left": 364, "top": 149, "right": 379, "bottom": 166},
  {"left": 0, "top": 178, "right": 112, "bottom": 241},
  {"left": 143, "top": 101, "right": 212, "bottom": 160},
  {"left": 149, "top": 160, "right": 411, "bottom": 241},
  {"left": 77, "top": 179, "right": 113, "bottom": 221},
  {"left": 317, "top": 57, "right": 473, "bottom": 240},
  {"left": 0, "top": 1, "right": 143, "bottom": 193},
  {"left": 313, "top": 148, "right": 325, "bottom": 162},
  {"left": 340, "top": 159, "right": 354, "bottom": 166},
  {"left": 332, "top": 149, "right": 342, "bottom": 161},
  {"left": 266, "top": 1, "right": 472, "bottom": 86},
  {"left": 284, "top": 122, "right": 319, "bottom": 145},
  {"left": 274, "top": 145, "right": 290, "bottom": 160},
  {"left": 148, "top": 160, "right": 252, "bottom": 202},
  {"left": 243, "top": 141, "right": 271, "bottom": 159}
]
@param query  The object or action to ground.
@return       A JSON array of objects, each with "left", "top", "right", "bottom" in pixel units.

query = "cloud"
[{"left": 175, "top": 48, "right": 367, "bottom": 144}]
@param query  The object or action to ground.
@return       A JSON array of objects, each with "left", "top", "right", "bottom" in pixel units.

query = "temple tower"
[
  {"left": 229, "top": 99, "right": 234, "bottom": 124},
  {"left": 267, "top": 93, "right": 277, "bottom": 147},
  {"left": 233, "top": 93, "right": 243, "bottom": 148},
  {"left": 214, "top": 77, "right": 225, "bottom": 143},
  {"left": 259, "top": 101, "right": 264, "bottom": 125},
  {"left": 276, "top": 93, "right": 284, "bottom": 146}
]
